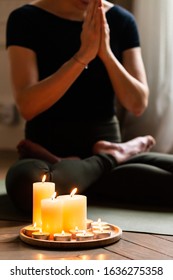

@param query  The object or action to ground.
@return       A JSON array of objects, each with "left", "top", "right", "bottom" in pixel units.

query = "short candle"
[
  {"left": 93, "top": 229, "right": 111, "bottom": 239},
  {"left": 91, "top": 218, "right": 108, "bottom": 228},
  {"left": 92, "top": 224, "right": 110, "bottom": 230},
  {"left": 23, "top": 223, "right": 40, "bottom": 237},
  {"left": 32, "top": 230, "right": 50, "bottom": 240},
  {"left": 54, "top": 231, "right": 72, "bottom": 241},
  {"left": 69, "top": 226, "right": 85, "bottom": 239},
  {"left": 76, "top": 231, "right": 94, "bottom": 241},
  {"left": 86, "top": 219, "right": 93, "bottom": 230}
]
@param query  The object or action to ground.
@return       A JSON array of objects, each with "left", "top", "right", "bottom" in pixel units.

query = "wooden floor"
[{"left": 0, "top": 150, "right": 173, "bottom": 260}]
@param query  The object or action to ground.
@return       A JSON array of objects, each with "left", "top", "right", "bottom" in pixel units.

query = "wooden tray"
[{"left": 19, "top": 224, "right": 122, "bottom": 250}]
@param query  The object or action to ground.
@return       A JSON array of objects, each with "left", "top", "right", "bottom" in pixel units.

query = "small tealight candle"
[
  {"left": 54, "top": 230, "right": 72, "bottom": 241},
  {"left": 91, "top": 218, "right": 109, "bottom": 229},
  {"left": 93, "top": 229, "right": 111, "bottom": 239},
  {"left": 86, "top": 219, "right": 93, "bottom": 230},
  {"left": 92, "top": 224, "right": 110, "bottom": 230},
  {"left": 32, "top": 230, "right": 50, "bottom": 240},
  {"left": 69, "top": 226, "right": 85, "bottom": 239},
  {"left": 76, "top": 230, "right": 94, "bottom": 241},
  {"left": 23, "top": 223, "right": 41, "bottom": 237}
]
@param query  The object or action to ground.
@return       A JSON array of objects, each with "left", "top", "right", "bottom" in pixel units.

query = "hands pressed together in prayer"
[{"left": 75, "top": 0, "right": 111, "bottom": 66}]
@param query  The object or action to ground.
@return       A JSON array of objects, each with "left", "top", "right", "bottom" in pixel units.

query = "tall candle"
[
  {"left": 59, "top": 188, "right": 87, "bottom": 232},
  {"left": 41, "top": 193, "right": 63, "bottom": 236},
  {"left": 33, "top": 175, "right": 55, "bottom": 227}
]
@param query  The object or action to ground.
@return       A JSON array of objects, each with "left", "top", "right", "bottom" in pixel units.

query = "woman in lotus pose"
[{"left": 5, "top": 0, "right": 173, "bottom": 213}]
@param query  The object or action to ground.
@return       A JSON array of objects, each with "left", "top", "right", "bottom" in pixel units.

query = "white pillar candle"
[
  {"left": 33, "top": 175, "right": 55, "bottom": 227},
  {"left": 59, "top": 188, "right": 87, "bottom": 232},
  {"left": 41, "top": 193, "right": 63, "bottom": 236}
]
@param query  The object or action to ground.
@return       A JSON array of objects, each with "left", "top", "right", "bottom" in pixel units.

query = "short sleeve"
[
  {"left": 6, "top": 8, "right": 35, "bottom": 51},
  {"left": 120, "top": 13, "right": 140, "bottom": 51}
]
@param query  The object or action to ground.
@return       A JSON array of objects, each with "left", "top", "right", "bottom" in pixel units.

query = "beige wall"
[
  {"left": 112, "top": 0, "right": 133, "bottom": 11},
  {"left": 0, "top": 0, "right": 28, "bottom": 150}
]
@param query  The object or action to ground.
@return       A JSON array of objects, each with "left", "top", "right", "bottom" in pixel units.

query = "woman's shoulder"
[
  {"left": 6, "top": 4, "right": 40, "bottom": 49},
  {"left": 7, "top": 4, "right": 46, "bottom": 23},
  {"left": 105, "top": 2, "right": 137, "bottom": 28},
  {"left": 104, "top": 1, "right": 135, "bottom": 20}
]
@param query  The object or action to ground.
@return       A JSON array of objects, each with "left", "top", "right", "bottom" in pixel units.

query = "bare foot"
[
  {"left": 92, "top": 135, "right": 156, "bottom": 164},
  {"left": 17, "top": 139, "right": 80, "bottom": 163}
]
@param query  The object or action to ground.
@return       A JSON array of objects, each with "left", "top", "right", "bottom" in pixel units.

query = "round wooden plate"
[{"left": 19, "top": 224, "right": 122, "bottom": 250}]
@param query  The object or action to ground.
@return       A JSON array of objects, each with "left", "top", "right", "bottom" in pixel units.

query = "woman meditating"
[{"left": 5, "top": 0, "right": 173, "bottom": 213}]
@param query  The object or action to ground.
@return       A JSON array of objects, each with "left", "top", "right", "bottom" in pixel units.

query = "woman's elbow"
[
  {"left": 16, "top": 102, "right": 35, "bottom": 121},
  {"left": 134, "top": 87, "right": 149, "bottom": 116}
]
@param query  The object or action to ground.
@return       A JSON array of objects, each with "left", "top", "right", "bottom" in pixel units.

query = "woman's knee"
[{"left": 5, "top": 158, "right": 51, "bottom": 213}]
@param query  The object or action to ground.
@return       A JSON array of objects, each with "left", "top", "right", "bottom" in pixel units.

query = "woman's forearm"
[
  {"left": 101, "top": 49, "right": 149, "bottom": 116},
  {"left": 15, "top": 55, "right": 88, "bottom": 121}
]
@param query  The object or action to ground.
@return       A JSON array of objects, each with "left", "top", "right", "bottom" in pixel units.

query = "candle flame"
[
  {"left": 98, "top": 218, "right": 101, "bottom": 223},
  {"left": 70, "top": 187, "right": 77, "bottom": 197},
  {"left": 61, "top": 230, "right": 65, "bottom": 235},
  {"left": 51, "top": 192, "right": 57, "bottom": 200},
  {"left": 42, "top": 174, "right": 46, "bottom": 183}
]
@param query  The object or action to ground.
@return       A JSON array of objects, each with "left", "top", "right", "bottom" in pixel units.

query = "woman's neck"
[
  {"left": 31, "top": 0, "right": 114, "bottom": 21},
  {"left": 31, "top": 0, "right": 87, "bottom": 21}
]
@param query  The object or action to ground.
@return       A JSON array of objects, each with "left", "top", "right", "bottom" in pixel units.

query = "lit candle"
[
  {"left": 93, "top": 229, "right": 111, "bottom": 239},
  {"left": 23, "top": 223, "right": 41, "bottom": 237},
  {"left": 54, "top": 230, "right": 72, "bottom": 241},
  {"left": 59, "top": 188, "right": 87, "bottom": 232},
  {"left": 33, "top": 175, "right": 55, "bottom": 227},
  {"left": 41, "top": 192, "right": 63, "bottom": 236},
  {"left": 32, "top": 229, "right": 50, "bottom": 240},
  {"left": 76, "top": 230, "right": 94, "bottom": 241},
  {"left": 86, "top": 219, "right": 93, "bottom": 230},
  {"left": 91, "top": 218, "right": 109, "bottom": 230},
  {"left": 69, "top": 226, "right": 85, "bottom": 239}
]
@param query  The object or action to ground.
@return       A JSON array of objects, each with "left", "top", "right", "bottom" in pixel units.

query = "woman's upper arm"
[
  {"left": 7, "top": 45, "right": 38, "bottom": 104},
  {"left": 122, "top": 47, "right": 149, "bottom": 89}
]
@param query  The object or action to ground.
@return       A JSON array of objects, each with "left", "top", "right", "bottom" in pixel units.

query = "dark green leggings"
[{"left": 5, "top": 152, "right": 173, "bottom": 213}]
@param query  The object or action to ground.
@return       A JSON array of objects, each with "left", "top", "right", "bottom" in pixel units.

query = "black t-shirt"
[
  {"left": 6, "top": 4, "right": 140, "bottom": 120},
  {"left": 6, "top": 4, "right": 140, "bottom": 156}
]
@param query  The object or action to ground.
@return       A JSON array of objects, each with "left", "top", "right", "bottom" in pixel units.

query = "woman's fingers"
[{"left": 85, "top": 0, "right": 100, "bottom": 23}]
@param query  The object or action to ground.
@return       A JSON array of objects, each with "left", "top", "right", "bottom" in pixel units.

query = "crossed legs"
[{"left": 6, "top": 135, "right": 156, "bottom": 213}]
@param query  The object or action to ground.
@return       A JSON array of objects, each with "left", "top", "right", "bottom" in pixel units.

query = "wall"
[
  {"left": 0, "top": 0, "right": 28, "bottom": 150},
  {"left": 113, "top": 0, "right": 132, "bottom": 10}
]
